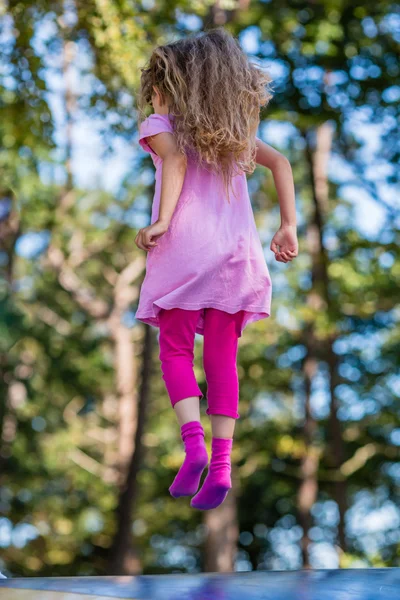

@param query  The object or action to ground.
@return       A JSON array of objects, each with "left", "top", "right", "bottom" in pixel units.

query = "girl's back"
[{"left": 136, "top": 110, "right": 272, "bottom": 338}]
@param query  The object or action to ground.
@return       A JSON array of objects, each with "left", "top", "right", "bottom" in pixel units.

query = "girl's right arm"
[
  {"left": 255, "top": 137, "right": 298, "bottom": 263},
  {"left": 135, "top": 127, "right": 187, "bottom": 252},
  {"left": 146, "top": 131, "right": 187, "bottom": 228}
]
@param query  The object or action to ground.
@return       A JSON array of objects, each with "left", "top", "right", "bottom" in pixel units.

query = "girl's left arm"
[
  {"left": 255, "top": 137, "right": 296, "bottom": 228},
  {"left": 255, "top": 137, "right": 298, "bottom": 263}
]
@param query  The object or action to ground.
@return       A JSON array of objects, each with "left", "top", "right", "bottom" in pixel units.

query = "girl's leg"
[
  {"left": 191, "top": 308, "right": 245, "bottom": 510},
  {"left": 210, "top": 414, "right": 235, "bottom": 438},
  {"left": 158, "top": 307, "right": 208, "bottom": 497},
  {"left": 174, "top": 396, "right": 201, "bottom": 427},
  {"left": 158, "top": 307, "right": 204, "bottom": 414}
]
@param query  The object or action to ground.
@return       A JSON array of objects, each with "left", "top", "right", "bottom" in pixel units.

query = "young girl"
[{"left": 134, "top": 28, "right": 298, "bottom": 511}]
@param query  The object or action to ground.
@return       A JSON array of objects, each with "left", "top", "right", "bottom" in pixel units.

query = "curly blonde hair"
[{"left": 137, "top": 27, "right": 273, "bottom": 203}]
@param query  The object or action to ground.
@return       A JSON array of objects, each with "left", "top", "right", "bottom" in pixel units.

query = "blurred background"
[{"left": 1, "top": 0, "right": 399, "bottom": 578}]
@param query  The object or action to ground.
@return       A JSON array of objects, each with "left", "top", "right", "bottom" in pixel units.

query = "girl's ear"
[
  {"left": 152, "top": 86, "right": 170, "bottom": 114},
  {"left": 152, "top": 85, "right": 163, "bottom": 105}
]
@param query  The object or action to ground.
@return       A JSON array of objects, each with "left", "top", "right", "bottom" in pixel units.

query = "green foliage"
[{"left": 1, "top": 0, "right": 399, "bottom": 577}]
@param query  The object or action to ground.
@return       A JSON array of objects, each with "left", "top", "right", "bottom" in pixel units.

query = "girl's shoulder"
[
  {"left": 138, "top": 113, "right": 175, "bottom": 155},
  {"left": 140, "top": 112, "right": 174, "bottom": 133}
]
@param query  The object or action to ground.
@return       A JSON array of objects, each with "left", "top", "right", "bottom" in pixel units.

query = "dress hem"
[
  {"left": 136, "top": 299, "right": 271, "bottom": 337},
  {"left": 137, "top": 298, "right": 271, "bottom": 315}
]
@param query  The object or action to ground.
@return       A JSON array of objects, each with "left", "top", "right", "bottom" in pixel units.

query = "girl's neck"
[{"left": 154, "top": 106, "right": 170, "bottom": 115}]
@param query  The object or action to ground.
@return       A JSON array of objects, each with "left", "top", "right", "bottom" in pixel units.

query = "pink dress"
[{"left": 135, "top": 112, "right": 272, "bottom": 338}]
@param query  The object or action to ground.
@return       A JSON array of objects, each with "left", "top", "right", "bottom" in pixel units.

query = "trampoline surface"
[{"left": 0, "top": 569, "right": 399, "bottom": 600}]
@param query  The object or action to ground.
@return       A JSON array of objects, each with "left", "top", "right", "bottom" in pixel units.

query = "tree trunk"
[
  {"left": 112, "top": 320, "right": 138, "bottom": 478},
  {"left": 62, "top": 39, "right": 75, "bottom": 192},
  {"left": 297, "top": 350, "right": 319, "bottom": 568},
  {"left": 0, "top": 189, "right": 20, "bottom": 476},
  {"left": 297, "top": 124, "right": 331, "bottom": 566},
  {"left": 327, "top": 345, "right": 347, "bottom": 552},
  {"left": 305, "top": 123, "right": 347, "bottom": 555},
  {"left": 203, "top": 465, "right": 239, "bottom": 572},
  {"left": 298, "top": 124, "right": 347, "bottom": 565},
  {"left": 108, "top": 323, "right": 154, "bottom": 574}
]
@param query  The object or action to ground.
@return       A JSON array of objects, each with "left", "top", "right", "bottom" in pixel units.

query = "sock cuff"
[
  {"left": 210, "top": 437, "right": 233, "bottom": 472},
  {"left": 181, "top": 420, "right": 204, "bottom": 442},
  {"left": 212, "top": 437, "right": 233, "bottom": 450}
]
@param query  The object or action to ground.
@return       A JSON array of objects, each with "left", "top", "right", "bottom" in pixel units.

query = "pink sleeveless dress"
[{"left": 135, "top": 112, "right": 272, "bottom": 338}]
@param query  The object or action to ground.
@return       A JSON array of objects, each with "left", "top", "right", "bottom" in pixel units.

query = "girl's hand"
[
  {"left": 135, "top": 219, "right": 169, "bottom": 252},
  {"left": 270, "top": 225, "right": 298, "bottom": 263}
]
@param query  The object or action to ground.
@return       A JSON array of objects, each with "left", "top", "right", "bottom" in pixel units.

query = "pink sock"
[
  {"left": 190, "top": 437, "right": 232, "bottom": 510},
  {"left": 169, "top": 421, "right": 208, "bottom": 498}
]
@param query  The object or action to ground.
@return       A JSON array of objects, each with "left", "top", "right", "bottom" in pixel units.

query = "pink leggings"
[{"left": 158, "top": 308, "right": 245, "bottom": 420}]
